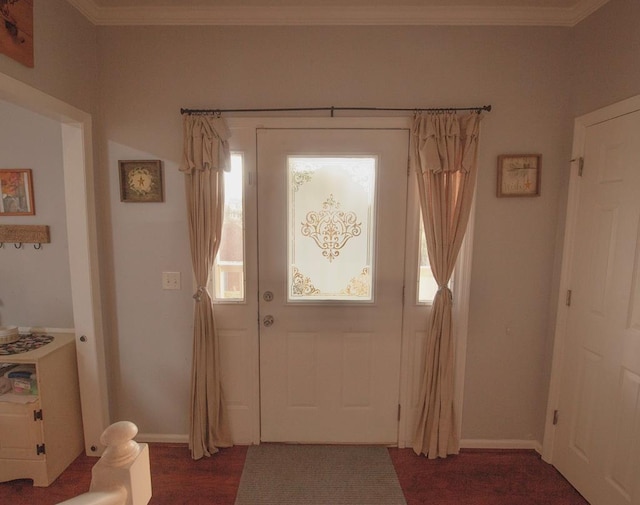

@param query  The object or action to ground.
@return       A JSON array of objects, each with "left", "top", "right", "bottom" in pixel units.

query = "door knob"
[{"left": 263, "top": 315, "right": 274, "bottom": 327}]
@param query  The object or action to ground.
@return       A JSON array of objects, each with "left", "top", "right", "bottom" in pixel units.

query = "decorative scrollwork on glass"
[
  {"left": 291, "top": 169, "right": 314, "bottom": 192},
  {"left": 291, "top": 266, "right": 321, "bottom": 296},
  {"left": 300, "top": 194, "right": 362, "bottom": 262},
  {"left": 340, "top": 267, "right": 371, "bottom": 297}
]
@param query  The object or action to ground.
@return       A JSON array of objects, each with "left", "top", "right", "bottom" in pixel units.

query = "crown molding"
[
  {"left": 568, "top": 0, "right": 610, "bottom": 24},
  {"left": 66, "top": 0, "right": 610, "bottom": 27}
]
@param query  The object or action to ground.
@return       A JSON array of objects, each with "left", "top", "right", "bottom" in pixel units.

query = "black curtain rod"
[{"left": 180, "top": 105, "right": 492, "bottom": 116}]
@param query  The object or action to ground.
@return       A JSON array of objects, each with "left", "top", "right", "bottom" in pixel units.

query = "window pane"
[
  {"left": 288, "top": 156, "right": 376, "bottom": 302},
  {"left": 418, "top": 218, "right": 438, "bottom": 303},
  {"left": 213, "top": 153, "right": 244, "bottom": 301}
]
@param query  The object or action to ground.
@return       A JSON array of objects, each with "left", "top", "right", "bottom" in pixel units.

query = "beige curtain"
[
  {"left": 180, "top": 114, "right": 233, "bottom": 460},
  {"left": 411, "top": 111, "right": 483, "bottom": 459}
]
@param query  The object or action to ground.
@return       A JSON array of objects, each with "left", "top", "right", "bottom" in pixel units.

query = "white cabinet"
[{"left": 0, "top": 333, "right": 83, "bottom": 486}]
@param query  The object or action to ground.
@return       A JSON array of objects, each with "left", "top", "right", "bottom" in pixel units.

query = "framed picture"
[
  {"left": 0, "top": 169, "right": 35, "bottom": 215},
  {"left": 119, "top": 160, "right": 164, "bottom": 203},
  {"left": 0, "top": 0, "right": 34, "bottom": 68},
  {"left": 497, "top": 154, "right": 541, "bottom": 197}
]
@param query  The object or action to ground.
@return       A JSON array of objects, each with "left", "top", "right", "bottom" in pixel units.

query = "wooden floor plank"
[{"left": 0, "top": 445, "right": 588, "bottom": 505}]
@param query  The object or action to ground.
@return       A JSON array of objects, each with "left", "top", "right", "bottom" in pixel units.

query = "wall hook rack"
[{"left": 0, "top": 225, "right": 50, "bottom": 249}]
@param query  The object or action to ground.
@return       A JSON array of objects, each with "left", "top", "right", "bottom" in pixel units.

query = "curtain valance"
[
  {"left": 180, "top": 115, "right": 232, "bottom": 174},
  {"left": 412, "top": 112, "right": 482, "bottom": 174}
]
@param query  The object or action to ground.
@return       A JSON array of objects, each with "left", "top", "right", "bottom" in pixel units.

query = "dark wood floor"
[{"left": 0, "top": 444, "right": 589, "bottom": 504}]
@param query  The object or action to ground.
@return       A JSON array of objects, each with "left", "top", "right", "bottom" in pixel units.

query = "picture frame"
[
  {"left": 497, "top": 154, "right": 541, "bottom": 197},
  {"left": 0, "top": 169, "right": 35, "bottom": 216},
  {"left": 0, "top": 0, "right": 34, "bottom": 68},
  {"left": 119, "top": 160, "right": 164, "bottom": 203}
]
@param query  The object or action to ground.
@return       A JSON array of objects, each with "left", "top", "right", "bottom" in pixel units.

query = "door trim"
[
  {"left": 0, "top": 71, "right": 110, "bottom": 455},
  {"left": 226, "top": 116, "right": 475, "bottom": 447},
  {"left": 542, "top": 94, "right": 640, "bottom": 463}
]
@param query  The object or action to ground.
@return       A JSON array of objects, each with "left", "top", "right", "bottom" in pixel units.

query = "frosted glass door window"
[{"left": 288, "top": 156, "right": 376, "bottom": 301}]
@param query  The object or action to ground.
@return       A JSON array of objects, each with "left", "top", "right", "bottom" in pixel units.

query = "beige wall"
[
  {"left": 96, "top": 24, "right": 574, "bottom": 439},
  {"left": 570, "top": 0, "right": 640, "bottom": 116},
  {"left": 0, "top": 100, "right": 73, "bottom": 328},
  {"left": 0, "top": 0, "right": 97, "bottom": 324},
  {"left": 0, "top": 0, "right": 97, "bottom": 113},
  {"left": 2, "top": 0, "right": 637, "bottom": 444}
]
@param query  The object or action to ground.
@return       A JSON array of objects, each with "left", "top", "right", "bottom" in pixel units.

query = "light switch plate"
[{"left": 162, "top": 271, "right": 181, "bottom": 290}]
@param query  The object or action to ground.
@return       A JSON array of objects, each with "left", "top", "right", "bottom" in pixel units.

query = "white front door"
[
  {"left": 552, "top": 107, "right": 640, "bottom": 504},
  {"left": 257, "top": 127, "right": 408, "bottom": 444}
]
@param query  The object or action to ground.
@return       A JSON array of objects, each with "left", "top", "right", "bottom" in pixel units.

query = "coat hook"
[
  {"left": 34, "top": 243, "right": 42, "bottom": 250},
  {"left": 15, "top": 243, "right": 22, "bottom": 249},
  {"left": 0, "top": 242, "right": 4, "bottom": 249}
]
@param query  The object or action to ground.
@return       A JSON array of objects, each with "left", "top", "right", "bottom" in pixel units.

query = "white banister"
[
  {"left": 58, "top": 421, "right": 152, "bottom": 505},
  {"left": 54, "top": 490, "right": 126, "bottom": 505}
]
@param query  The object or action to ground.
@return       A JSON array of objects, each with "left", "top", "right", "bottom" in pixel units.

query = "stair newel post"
[
  {"left": 89, "top": 421, "right": 152, "bottom": 505},
  {"left": 57, "top": 421, "right": 152, "bottom": 505}
]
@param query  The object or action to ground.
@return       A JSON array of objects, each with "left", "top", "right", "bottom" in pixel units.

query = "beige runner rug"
[{"left": 234, "top": 444, "right": 407, "bottom": 505}]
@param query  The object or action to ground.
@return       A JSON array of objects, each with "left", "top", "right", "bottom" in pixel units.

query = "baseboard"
[
  {"left": 136, "top": 434, "right": 541, "bottom": 453},
  {"left": 461, "top": 439, "right": 542, "bottom": 454},
  {"left": 137, "top": 433, "right": 260, "bottom": 445},
  {"left": 137, "top": 433, "right": 189, "bottom": 444}
]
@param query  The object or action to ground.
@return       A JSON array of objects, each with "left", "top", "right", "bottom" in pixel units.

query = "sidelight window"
[
  {"left": 212, "top": 153, "right": 245, "bottom": 301},
  {"left": 417, "top": 219, "right": 438, "bottom": 303}
]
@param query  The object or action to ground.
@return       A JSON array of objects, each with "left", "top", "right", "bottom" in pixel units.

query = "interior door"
[
  {"left": 553, "top": 109, "right": 640, "bottom": 505},
  {"left": 257, "top": 128, "right": 408, "bottom": 444}
]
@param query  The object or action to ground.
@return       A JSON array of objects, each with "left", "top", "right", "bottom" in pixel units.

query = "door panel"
[
  {"left": 553, "top": 109, "right": 640, "bottom": 505},
  {"left": 217, "top": 126, "right": 260, "bottom": 444},
  {"left": 257, "top": 128, "right": 408, "bottom": 444}
]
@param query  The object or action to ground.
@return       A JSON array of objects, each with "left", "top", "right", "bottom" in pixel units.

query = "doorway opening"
[{"left": 0, "top": 72, "right": 109, "bottom": 455}]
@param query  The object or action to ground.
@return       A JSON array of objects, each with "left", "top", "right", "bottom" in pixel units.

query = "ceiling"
[{"left": 66, "top": 0, "right": 610, "bottom": 26}]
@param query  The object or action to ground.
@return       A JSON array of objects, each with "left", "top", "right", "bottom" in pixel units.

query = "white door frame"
[
  {"left": 227, "top": 116, "right": 476, "bottom": 447},
  {"left": 0, "top": 72, "right": 110, "bottom": 455},
  {"left": 542, "top": 94, "right": 640, "bottom": 462}
]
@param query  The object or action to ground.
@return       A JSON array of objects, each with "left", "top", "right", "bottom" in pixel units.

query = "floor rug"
[{"left": 234, "top": 444, "right": 407, "bottom": 505}]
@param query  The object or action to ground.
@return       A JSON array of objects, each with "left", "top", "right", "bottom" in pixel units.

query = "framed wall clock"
[
  {"left": 119, "top": 160, "right": 164, "bottom": 203},
  {"left": 497, "top": 154, "right": 541, "bottom": 197}
]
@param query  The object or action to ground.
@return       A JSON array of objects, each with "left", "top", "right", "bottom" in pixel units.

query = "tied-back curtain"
[
  {"left": 180, "top": 114, "right": 233, "bottom": 460},
  {"left": 411, "top": 111, "right": 483, "bottom": 459}
]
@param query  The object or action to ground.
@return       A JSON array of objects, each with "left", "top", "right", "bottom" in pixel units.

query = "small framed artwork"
[
  {"left": 119, "top": 160, "right": 164, "bottom": 203},
  {"left": 497, "top": 154, "right": 541, "bottom": 197},
  {"left": 0, "top": 0, "right": 34, "bottom": 68},
  {"left": 0, "top": 169, "right": 35, "bottom": 216}
]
